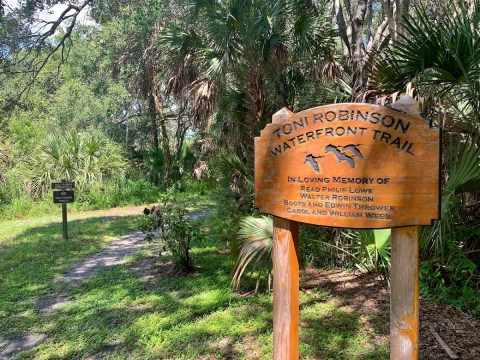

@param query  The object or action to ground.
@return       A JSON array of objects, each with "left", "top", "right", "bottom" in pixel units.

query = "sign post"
[
  {"left": 52, "top": 181, "right": 75, "bottom": 240},
  {"left": 62, "top": 202, "right": 68, "bottom": 239},
  {"left": 389, "top": 98, "right": 422, "bottom": 360},
  {"left": 254, "top": 97, "right": 440, "bottom": 359},
  {"left": 271, "top": 108, "right": 299, "bottom": 360}
]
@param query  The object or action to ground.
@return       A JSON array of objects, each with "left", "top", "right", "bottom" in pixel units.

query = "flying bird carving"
[
  {"left": 342, "top": 144, "right": 364, "bottom": 159},
  {"left": 304, "top": 154, "right": 324, "bottom": 173},
  {"left": 325, "top": 144, "right": 364, "bottom": 168}
]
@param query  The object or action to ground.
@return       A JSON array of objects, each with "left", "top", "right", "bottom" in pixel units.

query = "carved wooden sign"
[{"left": 255, "top": 103, "right": 440, "bottom": 228}]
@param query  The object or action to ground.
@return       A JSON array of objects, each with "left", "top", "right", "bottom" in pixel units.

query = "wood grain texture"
[
  {"left": 255, "top": 103, "right": 440, "bottom": 228},
  {"left": 272, "top": 216, "right": 299, "bottom": 360},
  {"left": 390, "top": 226, "right": 420, "bottom": 360}
]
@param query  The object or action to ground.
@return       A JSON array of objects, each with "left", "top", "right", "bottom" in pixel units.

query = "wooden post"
[
  {"left": 62, "top": 203, "right": 68, "bottom": 240},
  {"left": 272, "top": 108, "right": 300, "bottom": 360},
  {"left": 273, "top": 216, "right": 299, "bottom": 360},
  {"left": 61, "top": 179, "right": 68, "bottom": 240},
  {"left": 390, "top": 226, "right": 419, "bottom": 359},
  {"left": 390, "top": 97, "right": 421, "bottom": 360}
]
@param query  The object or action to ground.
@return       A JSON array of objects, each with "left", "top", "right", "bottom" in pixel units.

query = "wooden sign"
[
  {"left": 255, "top": 103, "right": 440, "bottom": 228},
  {"left": 53, "top": 190, "right": 75, "bottom": 204},
  {"left": 52, "top": 181, "right": 75, "bottom": 190}
]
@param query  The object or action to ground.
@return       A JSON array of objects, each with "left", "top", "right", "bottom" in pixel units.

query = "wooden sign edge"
[{"left": 254, "top": 103, "right": 442, "bottom": 229}]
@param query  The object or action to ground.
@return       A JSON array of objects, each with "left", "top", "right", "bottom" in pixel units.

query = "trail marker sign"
[
  {"left": 255, "top": 99, "right": 440, "bottom": 360},
  {"left": 52, "top": 180, "right": 75, "bottom": 240},
  {"left": 53, "top": 190, "right": 75, "bottom": 204}
]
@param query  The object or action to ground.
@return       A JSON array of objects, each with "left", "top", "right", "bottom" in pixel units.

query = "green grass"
[
  {"left": 0, "top": 213, "right": 140, "bottom": 339},
  {"left": 1, "top": 211, "right": 388, "bottom": 359}
]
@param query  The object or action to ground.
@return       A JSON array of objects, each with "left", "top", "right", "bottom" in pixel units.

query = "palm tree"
[
  {"left": 160, "top": 0, "right": 336, "bottom": 156},
  {"left": 25, "top": 130, "right": 128, "bottom": 198}
]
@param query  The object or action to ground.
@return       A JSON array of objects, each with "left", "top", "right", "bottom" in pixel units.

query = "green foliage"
[
  {"left": 75, "top": 178, "right": 161, "bottom": 209},
  {"left": 162, "top": 204, "right": 204, "bottom": 270},
  {"left": 342, "top": 229, "right": 391, "bottom": 275},
  {"left": 420, "top": 253, "right": 480, "bottom": 315},
  {"left": 160, "top": 0, "right": 337, "bottom": 155},
  {"left": 0, "top": 177, "right": 161, "bottom": 220},
  {"left": 371, "top": 3, "right": 480, "bottom": 123},
  {"left": 426, "top": 138, "right": 480, "bottom": 255},
  {"left": 298, "top": 224, "right": 339, "bottom": 268},
  {"left": 232, "top": 217, "right": 392, "bottom": 291}
]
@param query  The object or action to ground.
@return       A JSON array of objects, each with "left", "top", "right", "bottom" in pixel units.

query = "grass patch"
[
  {"left": 0, "top": 213, "right": 140, "bottom": 339},
  {"left": 1, "top": 211, "right": 388, "bottom": 359}
]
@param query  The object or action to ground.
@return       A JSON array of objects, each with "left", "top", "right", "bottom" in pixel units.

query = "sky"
[{"left": 4, "top": 0, "right": 95, "bottom": 26}]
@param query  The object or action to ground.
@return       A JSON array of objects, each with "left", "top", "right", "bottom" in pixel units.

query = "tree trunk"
[
  {"left": 382, "top": 0, "right": 410, "bottom": 42},
  {"left": 151, "top": 79, "right": 172, "bottom": 186},
  {"left": 333, "top": 0, "right": 410, "bottom": 94},
  {"left": 148, "top": 97, "right": 160, "bottom": 152}
]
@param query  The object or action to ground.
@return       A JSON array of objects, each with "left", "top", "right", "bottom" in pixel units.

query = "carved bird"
[
  {"left": 304, "top": 154, "right": 324, "bottom": 173},
  {"left": 325, "top": 145, "right": 356, "bottom": 168},
  {"left": 341, "top": 144, "right": 364, "bottom": 159}
]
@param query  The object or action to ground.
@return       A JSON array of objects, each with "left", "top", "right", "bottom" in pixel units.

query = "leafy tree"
[{"left": 160, "top": 0, "right": 337, "bottom": 181}]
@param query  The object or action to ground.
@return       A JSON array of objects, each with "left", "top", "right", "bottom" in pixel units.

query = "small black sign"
[
  {"left": 52, "top": 181, "right": 75, "bottom": 190},
  {"left": 53, "top": 191, "right": 75, "bottom": 204}
]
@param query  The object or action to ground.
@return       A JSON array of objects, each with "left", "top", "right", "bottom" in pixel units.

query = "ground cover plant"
[{"left": 1, "top": 1, "right": 479, "bottom": 358}]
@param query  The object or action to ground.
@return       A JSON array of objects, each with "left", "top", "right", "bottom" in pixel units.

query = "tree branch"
[{"left": 6, "top": 0, "right": 94, "bottom": 98}]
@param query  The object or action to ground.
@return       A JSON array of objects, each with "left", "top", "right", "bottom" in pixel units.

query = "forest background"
[{"left": 0, "top": 0, "right": 479, "bottom": 314}]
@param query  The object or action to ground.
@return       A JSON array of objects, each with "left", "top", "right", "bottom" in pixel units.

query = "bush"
[
  {"left": 420, "top": 252, "right": 480, "bottom": 315},
  {"left": 75, "top": 178, "right": 161, "bottom": 209},
  {"left": 141, "top": 202, "right": 204, "bottom": 271}
]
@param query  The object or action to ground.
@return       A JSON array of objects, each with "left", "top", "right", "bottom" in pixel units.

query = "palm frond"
[
  {"left": 371, "top": 2, "right": 480, "bottom": 117},
  {"left": 232, "top": 215, "right": 273, "bottom": 291},
  {"left": 428, "top": 138, "right": 480, "bottom": 255},
  {"left": 342, "top": 228, "right": 391, "bottom": 274}
]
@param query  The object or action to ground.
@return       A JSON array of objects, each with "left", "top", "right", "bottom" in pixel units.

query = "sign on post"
[
  {"left": 255, "top": 100, "right": 440, "bottom": 360},
  {"left": 53, "top": 190, "right": 75, "bottom": 204},
  {"left": 52, "top": 181, "right": 75, "bottom": 190},
  {"left": 52, "top": 181, "right": 75, "bottom": 240}
]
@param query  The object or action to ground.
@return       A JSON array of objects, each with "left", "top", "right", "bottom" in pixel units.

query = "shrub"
[
  {"left": 420, "top": 252, "right": 480, "bottom": 315},
  {"left": 141, "top": 203, "right": 204, "bottom": 271}
]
